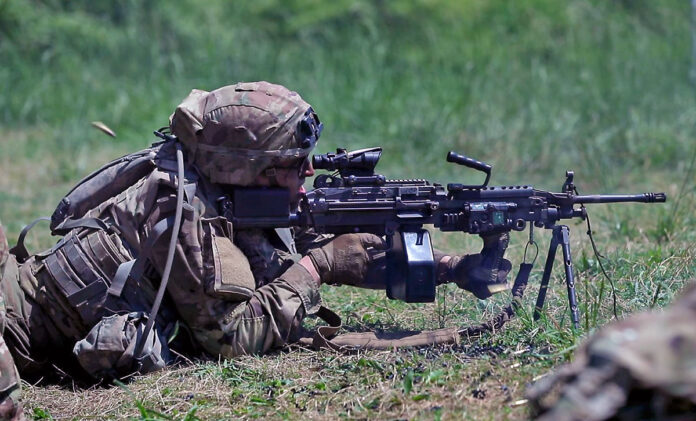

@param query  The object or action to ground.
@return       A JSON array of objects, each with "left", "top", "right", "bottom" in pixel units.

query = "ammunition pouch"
[
  {"left": 73, "top": 311, "right": 170, "bottom": 380},
  {"left": 203, "top": 217, "right": 255, "bottom": 301},
  {"left": 40, "top": 229, "right": 144, "bottom": 326}
]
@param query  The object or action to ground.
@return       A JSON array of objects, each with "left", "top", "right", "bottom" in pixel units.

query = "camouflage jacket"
[{"left": 19, "top": 141, "right": 328, "bottom": 362}]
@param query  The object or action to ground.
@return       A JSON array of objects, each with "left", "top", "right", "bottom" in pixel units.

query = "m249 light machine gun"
[{"left": 229, "top": 147, "right": 666, "bottom": 329}]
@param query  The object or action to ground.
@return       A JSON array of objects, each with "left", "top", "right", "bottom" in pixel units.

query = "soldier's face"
[
  {"left": 284, "top": 157, "right": 314, "bottom": 206},
  {"left": 254, "top": 157, "right": 314, "bottom": 208}
]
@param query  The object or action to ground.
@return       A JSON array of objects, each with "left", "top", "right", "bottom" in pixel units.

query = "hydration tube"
[{"left": 134, "top": 138, "right": 186, "bottom": 363}]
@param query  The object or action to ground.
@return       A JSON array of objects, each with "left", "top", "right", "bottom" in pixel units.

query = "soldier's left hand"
[{"left": 437, "top": 232, "right": 512, "bottom": 299}]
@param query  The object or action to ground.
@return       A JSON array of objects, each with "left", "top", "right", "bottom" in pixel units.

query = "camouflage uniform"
[
  {"left": 0, "top": 83, "right": 329, "bottom": 388},
  {"left": 527, "top": 283, "right": 696, "bottom": 420}
]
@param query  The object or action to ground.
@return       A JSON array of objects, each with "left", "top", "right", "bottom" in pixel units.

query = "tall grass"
[
  {"left": 0, "top": 0, "right": 692, "bottom": 269},
  {"left": 1, "top": 1, "right": 693, "bottom": 177},
  {"left": 0, "top": 0, "right": 692, "bottom": 246}
]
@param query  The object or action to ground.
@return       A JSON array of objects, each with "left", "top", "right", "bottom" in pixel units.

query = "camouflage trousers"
[
  {"left": 0, "top": 223, "right": 79, "bottom": 421},
  {"left": 0, "top": 294, "right": 23, "bottom": 421},
  {"left": 0, "top": 223, "right": 24, "bottom": 420}
]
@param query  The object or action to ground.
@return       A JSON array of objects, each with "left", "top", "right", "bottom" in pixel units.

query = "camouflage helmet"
[{"left": 169, "top": 81, "right": 322, "bottom": 185}]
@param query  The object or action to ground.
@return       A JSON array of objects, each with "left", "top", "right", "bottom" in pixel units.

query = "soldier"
[
  {"left": 527, "top": 282, "right": 696, "bottom": 420},
  {"left": 0, "top": 82, "right": 511, "bottom": 419}
]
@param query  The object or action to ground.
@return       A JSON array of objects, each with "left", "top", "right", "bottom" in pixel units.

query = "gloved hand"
[
  {"left": 307, "top": 233, "right": 387, "bottom": 286},
  {"left": 438, "top": 232, "right": 512, "bottom": 299}
]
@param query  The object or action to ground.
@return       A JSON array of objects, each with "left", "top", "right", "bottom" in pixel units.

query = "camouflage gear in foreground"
[{"left": 527, "top": 283, "right": 696, "bottom": 420}]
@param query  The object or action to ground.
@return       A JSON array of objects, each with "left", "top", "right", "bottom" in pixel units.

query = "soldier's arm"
[
  {"left": 293, "top": 227, "right": 334, "bottom": 254},
  {"left": 145, "top": 200, "right": 321, "bottom": 358}
]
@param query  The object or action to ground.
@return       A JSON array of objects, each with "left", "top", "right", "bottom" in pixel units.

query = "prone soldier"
[{"left": 0, "top": 82, "right": 512, "bottom": 419}]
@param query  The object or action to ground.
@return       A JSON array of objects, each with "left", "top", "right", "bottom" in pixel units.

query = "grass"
[
  {"left": 18, "top": 204, "right": 696, "bottom": 419},
  {"left": 1, "top": 0, "right": 695, "bottom": 419}
]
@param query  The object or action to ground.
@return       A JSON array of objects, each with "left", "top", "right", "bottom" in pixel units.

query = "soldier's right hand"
[{"left": 307, "top": 233, "right": 387, "bottom": 286}]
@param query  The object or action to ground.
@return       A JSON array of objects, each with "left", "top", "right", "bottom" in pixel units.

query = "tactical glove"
[
  {"left": 438, "top": 232, "right": 512, "bottom": 299},
  {"left": 307, "top": 233, "right": 387, "bottom": 286}
]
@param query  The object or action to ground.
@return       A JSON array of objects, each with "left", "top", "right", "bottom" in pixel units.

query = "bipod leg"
[
  {"left": 559, "top": 225, "right": 580, "bottom": 330},
  {"left": 533, "top": 225, "right": 580, "bottom": 329},
  {"left": 533, "top": 227, "right": 560, "bottom": 322}
]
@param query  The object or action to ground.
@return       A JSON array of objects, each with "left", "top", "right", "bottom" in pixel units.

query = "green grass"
[{"left": 2, "top": 0, "right": 695, "bottom": 419}]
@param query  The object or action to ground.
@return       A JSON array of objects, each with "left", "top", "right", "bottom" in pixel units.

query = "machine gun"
[{"left": 228, "top": 147, "right": 666, "bottom": 328}]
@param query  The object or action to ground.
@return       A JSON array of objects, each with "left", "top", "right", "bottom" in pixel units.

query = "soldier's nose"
[
  {"left": 300, "top": 158, "right": 314, "bottom": 177},
  {"left": 304, "top": 162, "right": 315, "bottom": 177}
]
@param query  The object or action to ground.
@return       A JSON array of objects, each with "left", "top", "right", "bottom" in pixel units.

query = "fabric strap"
[
  {"left": 274, "top": 228, "right": 298, "bottom": 255},
  {"left": 9, "top": 217, "right": 51, "bottom": 263},
  {"left": 52, "top": 217, "right": 112, "bottom": 235},
  {"left": 298, "top": 262, "right": 534, "bottom": 351},
  {"left": 11, "top": 215, "right": 117, "bottom": 264},
  {"left": 107, "top": 217, "right": 174, "bottom": 297}
]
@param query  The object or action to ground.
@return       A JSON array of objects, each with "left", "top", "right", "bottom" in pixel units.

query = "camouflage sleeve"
[
  {"left": 294, "top": 227, "right": 334, "bottom": 255},
  {"left": 143, "top": 192, "right": 321, "bottom": 358}
]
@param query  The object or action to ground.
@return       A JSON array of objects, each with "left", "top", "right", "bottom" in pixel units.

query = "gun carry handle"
[{"left": 446, "top": 152, "right": 492, "bottom": 187}]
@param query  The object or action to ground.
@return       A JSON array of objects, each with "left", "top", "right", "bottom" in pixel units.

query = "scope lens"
[{"left": 312, "top": 154, "right": 331, "bottom": 170}]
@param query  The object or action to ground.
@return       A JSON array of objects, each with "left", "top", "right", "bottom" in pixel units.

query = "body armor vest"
[
  {"left": 34, "top": 141, "right": 186, "bottom": 330},
  {"left": 34, "top": 140, "right": 297, "bottom": 333}
]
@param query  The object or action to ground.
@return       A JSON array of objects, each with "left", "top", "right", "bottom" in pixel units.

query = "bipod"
[{"left": 533, "top": 225, "right": 580, "bottom": 329}]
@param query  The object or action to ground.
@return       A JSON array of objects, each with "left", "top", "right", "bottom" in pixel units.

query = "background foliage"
[{"left": 1, "top": 0, "right": 695, "bottom": 419}]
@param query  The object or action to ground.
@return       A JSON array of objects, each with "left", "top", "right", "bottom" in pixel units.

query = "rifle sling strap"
[{"left": 299, "top": 262, "right": 533, "bottom": 352}]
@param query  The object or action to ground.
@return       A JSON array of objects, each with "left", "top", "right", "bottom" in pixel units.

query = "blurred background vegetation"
[{"left": 0, "top": 0, "right": 694, "bottom": 241}]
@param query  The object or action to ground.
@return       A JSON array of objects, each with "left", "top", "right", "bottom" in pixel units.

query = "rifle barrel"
[{"left": 573, "top": 192, "right": 666, "bottom": 204}]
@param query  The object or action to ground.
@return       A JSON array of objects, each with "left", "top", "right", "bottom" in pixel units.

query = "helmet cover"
[{"left": 169, "top": 81, "right": 322, "bottom": 185}]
